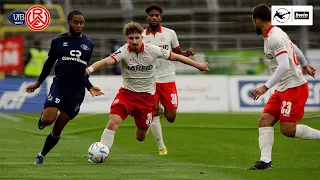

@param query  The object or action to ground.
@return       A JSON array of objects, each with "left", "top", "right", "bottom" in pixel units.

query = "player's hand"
[
  {"left": 251, "top": 85, "right": 268, "bottom": 100},
  {"left": 197, "top": 62, "right": 209, "bottom": 72},
  {"left": 186, "top": 48, "right": 195, "bottom": 56},
  {"left": 89, "top": 87, "right": 104, "bottom": 97},
  {"left": 25, "top": 81, "right": 41, "bottom": 93},
  {"left": 304, "top": 64, "right": 316, "bottom": 78}
]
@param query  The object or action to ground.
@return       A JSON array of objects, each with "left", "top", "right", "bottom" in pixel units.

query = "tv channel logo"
[
  {"left": 271, "top": 5, "right": 313, "bottom": 26},
  {"left": 294, "top": 11, "right": 309, "bottom": 19},
  {"left": 6, "top": 5, "right": 51, "bottom": 31}
]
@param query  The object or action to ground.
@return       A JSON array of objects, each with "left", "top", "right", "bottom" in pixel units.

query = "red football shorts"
[
  {"left": 110, "top": 88, "right": 155, "bottom": 131},
  {"left": 264, "top": 83, "right": 308, "bottom": 122},
  {"left": 154, "top": 82, "right": 178, "bottom": 110}
]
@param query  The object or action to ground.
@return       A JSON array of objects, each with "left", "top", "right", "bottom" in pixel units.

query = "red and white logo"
[
  {"left": 26, "top": 6, "right": 50, "bottom": 31},
  {"left": 160, "top": 37, "right": 165, "bottom": 42}
]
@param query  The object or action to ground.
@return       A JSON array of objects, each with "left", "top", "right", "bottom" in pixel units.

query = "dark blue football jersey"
[{"left": 38, "top": 33, "right": 94, "bottom": 92}]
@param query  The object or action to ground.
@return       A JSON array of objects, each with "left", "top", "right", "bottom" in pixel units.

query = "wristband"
[{"left": 88, "top": 66, "right": 94, "bottom": 73}]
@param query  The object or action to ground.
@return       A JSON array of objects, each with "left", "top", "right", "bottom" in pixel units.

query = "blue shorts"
[{"left": 44, "top": 78, "right": 85, "bottom": 119}]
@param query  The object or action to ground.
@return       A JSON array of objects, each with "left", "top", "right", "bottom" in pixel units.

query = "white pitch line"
[
  {"left": 1, "top": 113, "right": 101, "bottom": 122},
  {"left": 10, "top": 113, "right": 37, "bottom": 120},
  {"left": 0, "top": 113, "right": 23, "bottom": 122},
  {"left": 76, "top": 113, "right": 103, "bottom": 119}
]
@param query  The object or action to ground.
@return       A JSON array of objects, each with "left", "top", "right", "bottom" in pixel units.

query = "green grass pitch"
[{"left": 0, "top": 112, "right": 320, "bottom": 179}]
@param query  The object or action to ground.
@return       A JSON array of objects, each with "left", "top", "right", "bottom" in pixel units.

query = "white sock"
[
  {"left": 100, "top": 128, "right": 115, "bottom": 149},
  {"left": 295, "top": 124, "right": 320, "bottom": 140},
  {"left": 259, "top": 127, "right": 274, "bottom": 163},
  {"left": 150, "top": 116, "right": 166, "bottom": 150}
]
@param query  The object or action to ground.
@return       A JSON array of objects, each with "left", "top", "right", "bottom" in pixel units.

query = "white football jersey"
[
  {"left": 264, "top": 26, "right": 307, "bottom": 92},
  {"left": 110, "top": 43, "right": 171, "bottom": 94},
  {"left": 142, "top": 26, "right": 180, "bottom": 82}
]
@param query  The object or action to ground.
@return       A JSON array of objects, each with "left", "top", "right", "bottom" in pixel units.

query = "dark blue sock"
[{"left": 41, "top": 133, "right": 60, "bottom": 156}]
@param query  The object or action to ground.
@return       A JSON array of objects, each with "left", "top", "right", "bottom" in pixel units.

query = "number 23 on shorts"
[{"left": 281, "top": 101, "right": 292, "bottom": 117}]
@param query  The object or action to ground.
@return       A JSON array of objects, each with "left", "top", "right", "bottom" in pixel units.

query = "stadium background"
[{"left": 0, "top": 0, "right": 320, "bottom": 179}]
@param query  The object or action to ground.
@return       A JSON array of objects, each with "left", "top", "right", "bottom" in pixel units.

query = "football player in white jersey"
[
  {"left": 247, "top": 4, "right": 319, "bottom": 170},
  {"left": 142, "top": 4, "right": 196, "bottom": 155},
  {"left": 86, "top": 22, "right": 208, "bottom": 156}
]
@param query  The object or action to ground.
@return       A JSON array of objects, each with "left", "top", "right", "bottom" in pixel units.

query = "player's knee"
[
  {"left": 165, "top": 115, "right": 176, "bottom": 123},
  {"left": 164, "top": 110, "right": 176, "bottom": 123},
  {"left": 136, "top": 128, "right": 147, "bottom": 141},
  {"left": 107, "top": 114, "right": 122, "bottom": 131},
  {"left": 136, "top": 135, "right": 146, "bottom": 141},
  {"left": 280, "top": 122, "right": 296, "bottom": 137},
  {"left": 258, "top": 113, "right": 276, "bottom": 127},
  {"left": 41, "top": 116, "right": 56, "bottom": 126},
  {"left": 42, "top": 108, "right": 59, "bottom": 125}
]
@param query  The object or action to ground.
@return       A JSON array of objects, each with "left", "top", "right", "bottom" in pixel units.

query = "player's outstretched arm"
[
  {"left": 25, "top": 56, "right": 56, "bottom": 93},
  {"left": 86, "top": 56, "right": 116, "bottom": 75},
  {"left": 168, "top": 53, "right": 209, "bottom": 72},
  {"left": 173, "top": 47, "right": 196, "bottom": 57}
]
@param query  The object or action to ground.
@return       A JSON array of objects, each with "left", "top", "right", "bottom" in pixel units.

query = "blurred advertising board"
[
  {"left": 0, "top": 36, "right": 24, "bottom": 73},
  {"left": 57, "top": 75, "right": 230, "bottom": 113},
  {"left": 229, "top": 76, "right": 320, "bottom": 112},
  {"left": 0, "top": 78, "right": 47, "bottom": 113}
]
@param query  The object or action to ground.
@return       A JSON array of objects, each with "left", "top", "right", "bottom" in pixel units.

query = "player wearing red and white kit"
[
  {"left": 142, "top": 4, "right": 196, "bottom": 155},
  {"left": 247, "top": 4, "right": 319, "bottom": 170},
  {"left": 86, "top": 22, "right": 208, "bottom": 155}
]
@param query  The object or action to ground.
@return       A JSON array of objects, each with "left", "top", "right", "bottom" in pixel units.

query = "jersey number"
[
  {"left": 171, "top": 94, "right": 177, "bottom": 105},
  {"left": 145, "top": 112, "right": 153, "bottom": 125},
  {"left": 281, "top": 101, "right": 292, "bottom": 116},
  {"left": 55, "top": 98, "right": 60, "bottom": 103}
]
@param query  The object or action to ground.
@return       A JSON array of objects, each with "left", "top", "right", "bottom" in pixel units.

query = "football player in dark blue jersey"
[{"left": 25, "top": 10, "right": 104, "bottom": 164}]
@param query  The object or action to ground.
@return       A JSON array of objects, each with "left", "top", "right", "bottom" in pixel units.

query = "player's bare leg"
[
  {"left": 35, "top": 112, "right": 70, "bottom": 164},
  {"left": 281, "top": 121, "right": 320, "bottom": 139},
  {"left": 136, "top": 127, "right": 148, "bottom": 141},
  {"left": 88, "top": 114, "right": 123, "bottom": 163},
  {"left": 247, "top": 113, "right": 277, "bottom": 170},
  {"left": 150, "top": 102, "right": 167, "bottom": 155},
  {"left": 100, "top": 114, "right": 122, "bottom": 149},
  {"left": 164, "top": 107, "right": 176, "bottom": 123},
  {"left": 38, "top": 107, "right": 59, "bottom": 130}
]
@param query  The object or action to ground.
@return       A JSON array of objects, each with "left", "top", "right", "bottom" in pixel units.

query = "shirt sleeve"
[
  {"left": 264, "top": 53, "right": 290, "bottom": 89},
  {"left": 84, "top": 74, "right": 93, "bottom": 91},
  {"left": 269, "top": 36, "right": 288, "bottom": 57},
  {"left": 152, "top": 45, "right": 171, "bottom": 60},
  {"left": 110, "top": 45, "right": 125, "bottom": 62},
  {"left": 89, "top": 43, "right": 94, "bottom": 61},
  {"left": 171, "top": 30, "right": 180, "bottom": 49},
  {"left": 37, "top": 39, "right": 57, "bottom": 84},
  {"left": 292, "top": 43, "right": 308, "bottom": 67},
  {"left": 84, "top": 43, "right": 94, "bottom": 91},
  {"left": 47, "top": 39, "right": 57, "bottom": 59}
]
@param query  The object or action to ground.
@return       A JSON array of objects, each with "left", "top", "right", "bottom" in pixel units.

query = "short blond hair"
[{"left": 123, "top": 22, "right": 144, "bottom": 36}]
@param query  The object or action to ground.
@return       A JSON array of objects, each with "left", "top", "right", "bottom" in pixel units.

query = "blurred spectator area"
[{"left": 1, "top": 0, "right": 320, "bottom": 75}]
